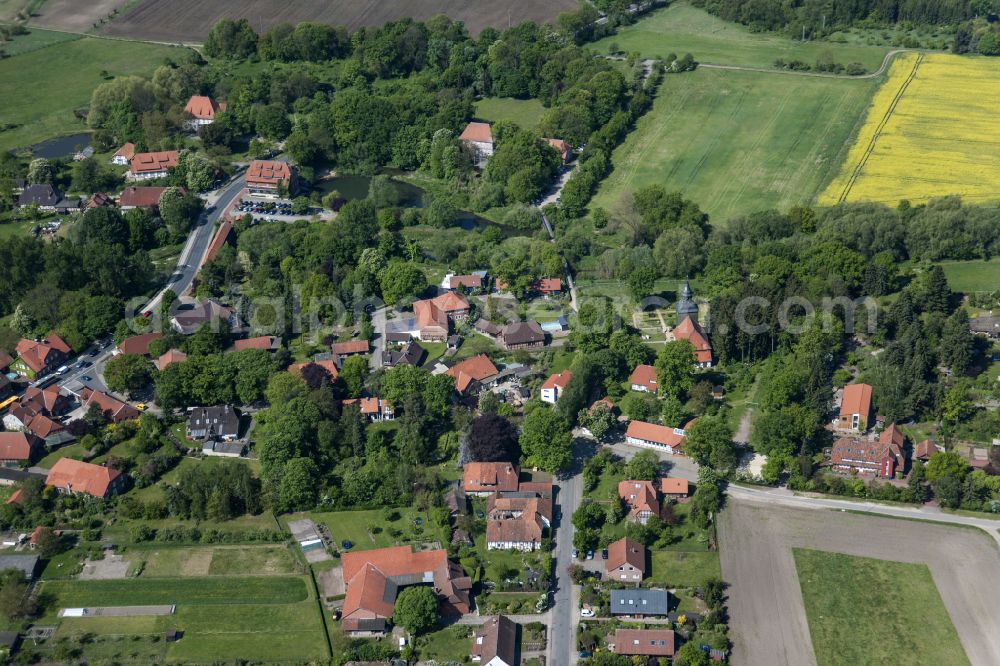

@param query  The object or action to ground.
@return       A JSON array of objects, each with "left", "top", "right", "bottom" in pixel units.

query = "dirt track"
[
  {"left": 100, "top": 0, "right": 579, "bottom": 42},
  {"left": 719, "top": 497, "right": 1000, "bottom": 666}
]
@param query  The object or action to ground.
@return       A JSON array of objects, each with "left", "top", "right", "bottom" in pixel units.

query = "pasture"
[
  {"left": 794, "top": 548, "right": 969, "bottom": 666},
  {"left": 591, "top": 67, "right": 875, "bottom": 222},
  {"left": 819, "top": 53, "right": 1000, "bottom": 206},
  {"left": 0, "top": 26, "right": 79, "bottom": 56},
  {"left": 131, "top": 544, "right": 301, "bottom": 577},
  {"left": 0, "top": 37, "right": 189, "bottom": 151},
  {"left": 474, "top": 97, "right": 547, "bottom": 131},
  {"left": 592, "top": 3, "right": 889, "bottom": 71},
  {"left": 100, "top": 0, "right": 578, "bottom": 42}
]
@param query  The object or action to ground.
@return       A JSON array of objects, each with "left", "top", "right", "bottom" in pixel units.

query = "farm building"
[{"left": 625, "top": 420, "right": 689, "bottom": 454}]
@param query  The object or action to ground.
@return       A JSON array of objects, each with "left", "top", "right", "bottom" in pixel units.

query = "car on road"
[
  {"left": 141, "top": 310, "right": 152, "bottom": 318},
  {"left": 572, "top": 549, "right": 579, "bottom": 559},
  {"left": 75, "top": 360, "right": 91, "bottom": 369},
  {"left": 56, "top": 366, "right": 69, "bottom": 375},
  {"left": 586, "top": 550, "right": 594, "bottom": 560},
  {"left": 341, "top": 540, "right": 353, "bottom": 549},
  {"left": 135, "top": 403, "right": 148, "bottom": 411},
  {"left": 80, "top": 375, "right": 92, "bottom": 382}
]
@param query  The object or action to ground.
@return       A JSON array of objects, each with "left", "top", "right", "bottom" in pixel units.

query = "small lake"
[
  {"left": 28, "top": 133, "right": 92, "bottom": 158},
  {"left": 315, "top": 172, "right": 502, "bottom": 232}
]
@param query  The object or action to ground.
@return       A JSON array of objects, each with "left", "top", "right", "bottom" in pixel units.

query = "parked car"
[
  {"left": 572, "top": 549, "right": 579, "bottom": 559},
  {"left": 135, "top": 403, "right": 148, "bottom": 411},
  {"left": 586, "top": 550, "right": 594, "bottom": 560},
  {"left": 80, "top": 375, "right": 92, "bottom": 382},
  {"left": 601, "top": 549, "right": 608, "bottom": 560},
  {"left": 580, "top": 607, "right": 595, "bottom": 618},
  {"left": 56, "top": 366, "right": 69, "bottom": 375}
]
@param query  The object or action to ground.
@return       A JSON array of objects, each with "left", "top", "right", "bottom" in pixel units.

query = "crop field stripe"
[{"left": 836, "top": 53, "right": 924, "bottom": 203}]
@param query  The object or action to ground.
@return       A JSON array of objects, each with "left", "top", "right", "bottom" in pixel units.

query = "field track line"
[
  {"left": 698, "top": 48, "right": 912, "bottom": 80},
  {"left": 679, "top": 85, "right": 744, "bottom": 188},
  {"left": 614, "top": 85, "right": 695, "bottom": 192},
  {"left": 837, "top": 53, "right": 924, "bottom": 203}
]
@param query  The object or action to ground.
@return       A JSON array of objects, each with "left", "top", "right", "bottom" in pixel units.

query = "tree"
[
  {"left": 159, "top": 187, "right": 203, "bottom": 236},
  {"left": 925, "top": 451, "right": 970, "bottom": 482},
  {"left": 204, "top": 18, "right": 258, "bottom": 59},
  {"left": 0, "top": 571, "right": 35, "bottom": 621},
  {"left": 393, "top": 585, "right": 438, "bottom": 635},
  {"left": 184, "top": 153, "right": 216, "bottom": 192},
  {"left": 627, "top": 265, "right": 657, "bottom": 301},
  {"left": 685, "top": 416, "right": 738, "bottom": 471},
  {"left": 623, "top": 449, "right": 659, "bottom": 481},
  {"left": 104, "top": 353, "right": 156, "bottom": 396},
  {"left": 340, "top": 355, "right": 369, "bottom": 398},
  {"left": 520, "top": 407, "right": 573, "bottom": 473},
  {"left": 27, "top": 158, "right": 52, "bottom": 184},
  {"left": 380, "top": 261, "right": 426, "bottom": 305},
  {"left": 923, "top": 265, "right": 951, "bottom": 314},
  {"left": 674, "top": 640, "right": 711, "bottom": 666},
  {"left": 466, "top": 413, "right": 520, "bottom": 463},
  {"left": 279, "top": 457, "right": 319, "bottom": 511},
  {"left": 578, "top": 402, "right": 616, "bottom": 440},
  {"left": 31, "top": 526, "right": 65, "bottom": 558},
  {"left": 655, "top": 339, "right": 695, "bottom": 400},
  {"left": 690, "top": 467, "right": 722, "bottom": 529}
]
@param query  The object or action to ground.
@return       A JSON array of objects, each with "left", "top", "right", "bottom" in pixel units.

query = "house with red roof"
[
  {"left": 410, "top": 292, "right": 471, "bottom": 342},
  {"left": 659, "top": 477, "right": 690, "bottom": 501},
  {"left": 341, "top": 397, "right": 394, "bottom": 422},
  {"left": 830, "top": 424, "right": 905, "bottom": 478},
  {"left": 111, "top": 142, "right": 135, "bottom": 166},
  {"left": 341, "top": 545, "right": 471, "bottom": 634},
  {"left": 629, "top": 364, "right": 658, "bottom": 393},
  {"left": 445, "top": 354, "right": 499, "bottom": 395},
  {"left": 46, "top": 458, "right": 125, "bottom": 499},
  {"left": 332, "top": 339, "right": 369, "bottom": 358},
  {"left": 233, "top": 336, "right": 282, "bottom": 352},
  {"left": 605, "top": 537, "right": 646, "bottom": 583},
  {"left": 463, "top": 462, "right": 519, "bottom": 496},
  {"left": 613, "top": 629, "right": 675, "bottom": 658},
  {"left": 119, "top": 186, "right": 182, "bottom": 211},
  {"left": 246, "top": 159, "right": 297, "bottom": 197},
  {"left": 12, "top": 334, "right": 70, "bottom": 378},
  {"left": 546, "top": 138, "right": 572, "bottom": 163},
  {"left": 471, "top": 615, "right": 518, "bottom": 666},
  {"left": 184, "top": 95, "right": 226, "bottom": 125},
  {"left": 129, "top": 150, "right": 179, "bottom": 180},
  {"left": 914, "top": 439, "right": 938, "bottom": 461},
  {"left": 459, "top": 121, "right": 494, "bottom": 166},
  {"left": 79, "top": 388, "right": 140, "bottom": 423},
  {"left": 625, "top": 420, "right": 690, "bottom": 454},
  {"left": 540, "top": 370, "right": 572, "bottom": 404},
  {"left": 156, "top": 349, "right": 188, "bottom": 370},
  {"left": 486, "top": 491, "right": 552, "bottom": 551},
  {"left": 839, "top": 383, "right": 873, "bottom": 432},
  {"left": 0, "top": 433, "right": 43, "bottom": 467},
  {"left": 117, "top": 332, "right": 163, "bottom": 357},
  {"left": 618, "top": 480, "right": 660, "bottom": 524}
]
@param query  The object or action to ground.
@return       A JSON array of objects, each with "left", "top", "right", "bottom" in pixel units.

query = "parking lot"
[{"left": 234, "top": 196, "right": 297, "bottom": 222}]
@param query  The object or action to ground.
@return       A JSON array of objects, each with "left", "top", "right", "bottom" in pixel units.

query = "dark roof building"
[
  {"left": 499, "top": 321, "right": 545, "bottom": 351},
  {"left": 187, "top": 406, "right": 240, "bottom": 441},
  {"left": 381, "top": 340, "right": 423, "bottom": 368},
  {"left": 676, "top": 281, "right": 699, "bottom": 322},
  {"left": 610, "top": 588, "right": 670, "bottom": 617},
  {"left": 0, "top": 555, "right": 40, "bottom": 581},
  {"left": 170, "top": 299, "right": 240, "bottom": 335},
  {"left": 17, "top": 184, "right": 79, "bottom": 211},
  {"left": 471, "top": 615, "right": 518, "bottom": 666}
]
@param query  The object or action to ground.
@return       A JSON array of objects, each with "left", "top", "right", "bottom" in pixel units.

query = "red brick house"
[
  {"left": 604, "top": 537, "right": 646, "bottom": 583},
  {"left": 463, "top": 462, "right": 519, "bottom": 496},
  {"left": 46, "top": 458, "right": 125, "bottom": 499},
  {"left": 0, "top": 433, "right": 43, "bottom": 467},
  {"left": 613, "top": 629, "right": 675, "bottom": 658}
]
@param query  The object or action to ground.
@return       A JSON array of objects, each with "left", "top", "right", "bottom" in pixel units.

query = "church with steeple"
[{"left": 672, "top": 281, "right": 713, "bottom": 367}]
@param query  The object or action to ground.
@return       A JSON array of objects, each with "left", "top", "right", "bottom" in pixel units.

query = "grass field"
[
  {"left": 291, "top": 506, "right": 443, "bottom": 552},
  {"left": 474, "top": 97, "right": 547, "bottom": 131},
  {"left": 794, "top": 548, "right": 969, "bottom": 666},
  {"left": 0, "top": 37, "right": 189, "bottom": 151},
  {"left": 647, "top": 550, "right": 721, "bottom": 588},
  {"left": 42, "top": 575, "right": 308, "bottom": 607},
  {"left": 51, "top": 580, "right": 328, "bottom": 662},
  {"left": 591, "top": 67, "right": 875, "bottom": 222},
  {"left": 131, "top": 545, "right": 300, "bottom": 577},
  {"left": 819, "top": 53, "right": 1000, "bottom": 206},
  {"left": 593, "top": 3, "right": 889, "bottom": 71},
  {"left": 939, "top": 258, "right": 1000, "bottom": 293},
  {"left": 1, "top": 26, "right": 80, "bottom": 56}
]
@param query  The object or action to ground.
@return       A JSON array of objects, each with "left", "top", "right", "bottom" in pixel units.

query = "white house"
[
  {"left": 625, "top": 420, "right": 691, "bottom": 454},
  {"left": 459, "top": 122, "right": 494, "bottom": 167},
  {"left": 540, "top": 370, "right": 572, "bottom": 404}
]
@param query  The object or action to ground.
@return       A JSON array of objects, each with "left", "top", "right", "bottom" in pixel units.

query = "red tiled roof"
[
  {"left": 20, "top": 385, "right": 66, "bottom": 416},
  {"left": 118, "top": 332, "right": 163, "bottom": 356},
  {"left": 288, "top": 358, "right": 338, "bottom": 379},
  {"left": 614, "top": 629, "right": 675, "bottom": 657},
  {"left": 184, "top": 95, "right": 225, "bottom": 120},
  {"left": 626, "top": 420, "right": 687, "bottom": 449},
  {"left": 119, "top": 186, "right": 180, "bottom": 208},
  {"left": 618, "top": 480, "right": 660, "bottom": 520},
  {"left": 15, "top": 334, "right": 69, "bottom": 374},
  {"left": 542, "top": 370, "right": 572, "bottom": 391},
  {"left": 446, "top": 354, "right": 499, "bottom": 393},
  {"left": 80, "top": 388, "right": 139, "bottom": 423},
  {"left": 85, "top": 192, "right": 114, "bottom": 209},
  {"left": 831, "top": 436, "right": 903, "bottom": 477},
  {"left": 840, "top": 383, "right": 873, "bottom": 418},
  {"left": 629, "top": 364, "right": 657, "bottom": 392},
  {"left": 234, "top": 336, "right": 281, "bottom": 351},
  {"left": 130, "top": 150, "right": 179, "bottom": 175},
  {"left": 46, "top": 458, "right": 122, "bottom": 498},
  {"left": 606, "top": 537, "right": 645, "bottom": 574},
  {"left": 915, "top": 439, "right": 937, "bottom": 460},
  {"left": 880, "top": 423, "right": 904, "bottom": 448},
  {"left": 472, "top": 616, "right": 517, "bottom": 665},
  {"left": 113, "top": 142, "right": 135, "bottom": 160},
  {"left": 534, "top": 278, "right": 561, "bottom": 294},
  {"left": 486, "top": 510, "right": 545, "bottom": 544},
  {"left": 659, "top": 477, "right": 689, "bottom": 496},
  {"left": 448, "top": 274, "right": 483, "bottom": 289},
  {"left": 25, "top": 414, "right": 63, "bottom": 439},
  {"left": 432, "top": 291, "right": 469, "bottom": 314},
  {"left": 204, "top": 217, "right": 233, "bottom": 262},
  {"left": 156, "top": 349, "right": 187, "bottom": 370},
  {"left": 333, "top": 340, "right": 369, "bottom": 355},
  {"left": 463, "top": 462, "right": 519, "bottom": 493},
  {"left": 0, "top": 432, "right": 41, "bottom": 461},
  {"left": 546, "top": 138, "right": 571, "bottom": 161},
  {"left": 673, "top": 316, "right": 713, "bottom": 364},
  {"left": 459, "top": 122, "right": 493, "bottom": 144},
  {"left": 246, "top": 160, "right": 293, "bottom": 187},
  {"left": 342, "top": 397, "right": 392, "bottom": 416}
]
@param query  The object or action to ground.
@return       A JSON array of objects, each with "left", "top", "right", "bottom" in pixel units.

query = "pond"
[
  {"left": 27, "top": 132, "right": 92, "bottom": 158},
  {"left": 314, "top": 172, "right": 501, "bottom": 232}
]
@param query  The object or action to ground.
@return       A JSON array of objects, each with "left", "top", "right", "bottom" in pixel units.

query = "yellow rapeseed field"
[{"left": 818, "top": 53, "right": 1000, "bottom": 206}]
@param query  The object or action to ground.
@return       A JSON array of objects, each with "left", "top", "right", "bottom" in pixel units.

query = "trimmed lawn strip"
[
  {"left": 793, "top": 548, "right": 969, "bottom": 666},
  {"left": 939, "top": 257, "right": 1000, "bottom": 294},
  {"left": 647, "top": 550, "right": 720, "bottom": 588},
  {"left": 474, "top": 97, "right": 547, "bottom": 130}
]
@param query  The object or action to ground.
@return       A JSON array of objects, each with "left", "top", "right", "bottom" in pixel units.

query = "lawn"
[
  {"left": 592, "top": 66, "right": 876, "bottom": 222},
  {"left": 1, "top": 26, "right": 80, "bottom": 56},
  {"left": 939, "top": 258, "right": 1000, "bottom": 294},
  {"left": 474, "top": 97, "right": 547, "bottom": 131},
  {"left": 646, "top": 550, "right": 721, "bottom": 588},
  {"left": 0, "top": 37, "right": 191, "bottom": 151},
  {"left": 415, "top": 624, "right": 474, "bottom": 663},
  {"left": 818, "top": 54, "right": 1000, "bottom": 207},
  {"left": 40, "top": 575, "right": 309, "bottom": 609},
  {"left": 291, "top": 506, "right": 444, "bottom": 552},
  {"left": 593, "top": 3, "right": 889, "bottom": 71},
  {"left": 51, "top": 582, "right": 328, "bottom": 663},
  {"left": 793, "top": 548, "right": 969, "bottom": 666},
  {"left": 128, "top": 544, "right": 300, "bottom": 577}
]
